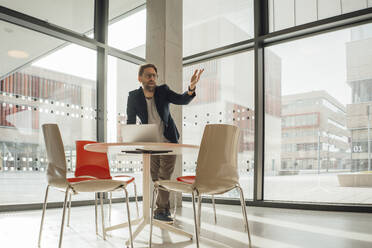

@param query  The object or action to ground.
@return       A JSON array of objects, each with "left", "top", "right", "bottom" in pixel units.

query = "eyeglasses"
[{"left": 143, "top": 73, "right": 158, "bottom": 79}]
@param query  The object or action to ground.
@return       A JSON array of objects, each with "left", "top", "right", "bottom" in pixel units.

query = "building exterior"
[
  {"left": 346, "top": 25, "right": 372, "bottom": 171},
  {"left": 0, "top": 66, "right": 96, "bottom": 172},
  {"left": 281, "top": 91, "right": 350, "bottom": 172}
]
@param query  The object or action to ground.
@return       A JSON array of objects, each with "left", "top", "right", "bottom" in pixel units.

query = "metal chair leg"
[
  {"left": 58, "top": 187, "right": 70, "bottom": 248},
  {"left": 67, "top": 192, "right": 72, "bottom": 227},
  {"left": 192, "top": 190, "right": 200, "bottom": 248},
  {"left": 237, "top": 185, "right": 251, "bottom": 248},
  {"left": 211, "top": 195, "right": 217, "bottom": 224},
  {"left": 149, "top": 187, "right": 158, "bottom": 248},
  {"left": 109, "top": 192, "right": 112, "bottom": 223},
  {"left": 124, "top": 188, "right": 134, "bottom": 248},
  {"left": 173, "top": 192, "right": 178, "bottom": 220},
  {"left": 38, "top": 185, "right": 49, "bottom": 247},
  {"left": 197, "top": 195, "right": 202, "bottom": 236},
  {"left": 133, "top": 182, "right": 139, "bottom": 217},
  {"left": 100, "top": 192, "right": 106, "bottom": 240},
  {"left": 95, "top": 192, "right": 98, "bottom": 235}
]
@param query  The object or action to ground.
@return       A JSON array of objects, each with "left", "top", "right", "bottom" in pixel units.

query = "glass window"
[
  {"left": 269, "top": 0, "right": 370, "bottom": 32},
  {"left": 107, "top": 57, "right": 140, "bottom": 143},
  {"left": 106, "top": 56, "right": 142, "bottom": 198},
  {"left": 0, "top": 21, "right": 97, "bottom": 205},
  {"left": 183, "top": 0, "right": 254, "bottom": 56},
  {"left": 264, "top": 22, "right": 372, "bottom": 204},
  {"left": 108, "top": 1, "right": 146, "bottom": 58},
  {"left": 182, "top": 51, "right": 254, "bottom": 199},
  {"left": 1, "top": 0, "right": 94, "bottom": 34}
]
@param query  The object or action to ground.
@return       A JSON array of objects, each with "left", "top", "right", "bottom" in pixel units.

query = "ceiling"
[
  {"left": 0, "top": 0, "right": 252, "bottom": 79},
  {"left": 0, "top": 0, "right": 145, "bottom": 79}
]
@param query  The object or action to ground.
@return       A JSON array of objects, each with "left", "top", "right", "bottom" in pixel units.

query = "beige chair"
[
  {"left": 149, "top": 124, "right": 251, "bottom": 248},
  {"left": 38, "top": 124, "right": 134, "bottom": 248}
]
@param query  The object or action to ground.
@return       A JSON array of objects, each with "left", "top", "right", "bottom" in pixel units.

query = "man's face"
[{"left": 139, "top": 67, "right": 157, "bottom": 92}]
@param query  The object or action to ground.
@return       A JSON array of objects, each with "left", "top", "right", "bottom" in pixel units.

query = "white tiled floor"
[
  {"left": 3, "top": 172, "right": 372, "bottom": 205},
  {"left": 1, "top": 202, "right": 372, "bottom": 248}
]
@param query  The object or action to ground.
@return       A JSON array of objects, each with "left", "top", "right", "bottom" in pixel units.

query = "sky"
[{"left": 269, "top": 29, "right": 352, "bottom": 105}]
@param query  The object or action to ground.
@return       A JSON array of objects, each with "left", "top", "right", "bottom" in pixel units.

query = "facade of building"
[
  {"left": 346, "top": 25, "right": 372, "bottom": 171},
  {"left": 281, "top": 91, "right": 350, "bottom": 172}
]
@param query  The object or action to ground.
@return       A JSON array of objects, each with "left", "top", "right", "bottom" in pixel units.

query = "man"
[{"left": 126, "top": 64, "right": 204, "bottom": 222}]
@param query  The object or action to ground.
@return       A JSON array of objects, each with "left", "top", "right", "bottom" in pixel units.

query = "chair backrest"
[
  {"left": 194, "top": 124, "right": 240, "bottom": 194},
  {"left": 42, "top": 123, "right": 68, "bottom": 188},
  {"left": 75, "top": 140, "right": 112, "bottom": 179}
]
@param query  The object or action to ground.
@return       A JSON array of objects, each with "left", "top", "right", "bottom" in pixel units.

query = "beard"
[{"left": 143, "top": 81, "right": 156, "bottom": 92}]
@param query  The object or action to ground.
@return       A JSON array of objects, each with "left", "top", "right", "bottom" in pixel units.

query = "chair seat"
[
  {"left": 155, "top": 180, "right": 194, "bottom": 193},
  {"left": 113, "top": 175, "right": 135, "bottom": 184},
  {"left": 156, "top": 179, "right": 237, "bottom": 195},
  {"left": 70, "top": 179, "right": 128, "bottom": 193},
  {"left": 67, "top": 177, "right": 97, "bottom": 183},
  {"left": 176, "top": 175, "right": 195, "bottom": 184}
]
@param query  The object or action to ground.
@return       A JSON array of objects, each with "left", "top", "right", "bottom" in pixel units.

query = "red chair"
[
  {"left": 175, "top": 176, "right": 217, "bottom": 224},
  {"left": 67, "top": 140, "right": 139, "bottom": 228}
]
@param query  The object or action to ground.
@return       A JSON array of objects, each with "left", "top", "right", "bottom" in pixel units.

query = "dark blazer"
[{"left": 126, "top": 84, "right": 196, "bottom": 143}]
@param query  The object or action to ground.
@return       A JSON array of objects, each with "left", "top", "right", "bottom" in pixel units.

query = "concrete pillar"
[{"left": 146, "top": 0, "right": 183, "bottom": 208}]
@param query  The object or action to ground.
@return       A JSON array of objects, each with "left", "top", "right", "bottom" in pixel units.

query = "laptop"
[{"left": 121, "top": 124, "right": 160, "bottom": 142}]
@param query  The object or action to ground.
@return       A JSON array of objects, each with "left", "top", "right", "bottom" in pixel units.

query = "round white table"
[{"left": 85, "top": 142, "right": 199, "bottom": 246}]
